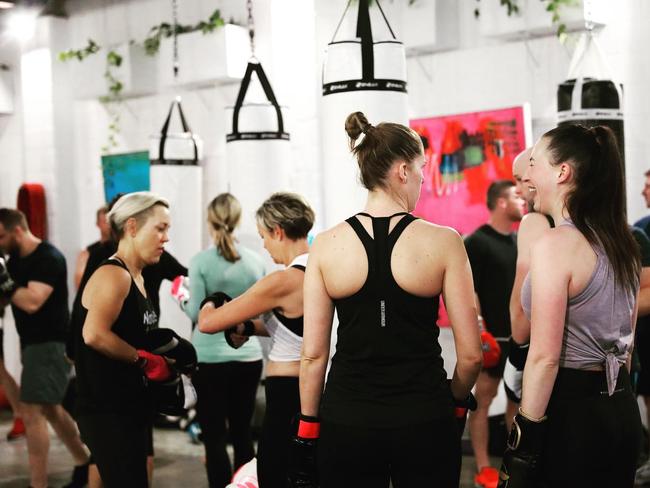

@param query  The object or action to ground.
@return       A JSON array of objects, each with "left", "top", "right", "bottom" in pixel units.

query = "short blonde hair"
[
  {"left": 207, "top": 193, "right": 241, "bottom": 263},
  {"left": 256, "top": 192, "right": 314, "bottom": 240},
  {"left": 107, "top": 191, "right": 169, "bottom": 239}
]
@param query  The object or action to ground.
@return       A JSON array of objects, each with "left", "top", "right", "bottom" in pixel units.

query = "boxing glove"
[
  {"left": 497, "top": 409, "right": 547, "bottom": 488},
  {"left": 137, "top": 350, "right": 172, "bottom": 382},
  {"left": 145, "top": 328, "right": 198, "bottom": 375},
  {"left": 0, "top": 257, "right": 17, "bottom": 298},
  {"left": 171, "top": 275, "right": 190, "bottom": 310},
  {"left": 480, "top": 329, "right": 501, "bottom": 369},
  {"left": 448, "top": 379, "right": 478, "bottom": 436},
  {"left": 503, "top": 339, "right": 529, "bottom": 403},
  {"left": 224, "top": 320, "right": 256, "bottom": 349},
  {"left": 287, "top": 414, "right": 320, "bottom": 488},
  {"left": 200, "top": 291, "right": 232, "bottom": 310}
]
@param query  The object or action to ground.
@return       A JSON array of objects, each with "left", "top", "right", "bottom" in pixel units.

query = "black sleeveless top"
[
  {"left": 320, "top": 213, "right": 451, "bottom": 428},
  {"left": 75, "top": 258, "right": 158, "bottom": 417}
]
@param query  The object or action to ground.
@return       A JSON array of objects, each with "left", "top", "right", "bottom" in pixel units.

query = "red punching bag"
[{"left": 17, "top": 183, "right": 47, "bottom": 240}]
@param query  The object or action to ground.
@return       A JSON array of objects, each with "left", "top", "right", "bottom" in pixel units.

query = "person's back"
[
  {"left": 296, "top": 112, "right": 482, "bottom": 488},
  {"left": 320, "top": 213, "right": 458, "bottom": 426},
  {"left": 186, "top": 244, "right": 264, "bottom": 362}
]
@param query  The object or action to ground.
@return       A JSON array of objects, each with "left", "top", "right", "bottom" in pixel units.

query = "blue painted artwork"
[{"left": 101, "top": 151, "right": 151, "bottom": 203}]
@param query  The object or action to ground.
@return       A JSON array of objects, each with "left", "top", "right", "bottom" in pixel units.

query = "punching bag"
[
  {"left": 557, "top": 31, "right": 624, "bottom": 164},
  {"left": 149, "top": 99, "right": 203, "bottom": 336},
  {"left": 17, "top": 183, "right": 47, "bottom": 239},
  {"left": 321, "top": 0, "right": 409, "bottom": 226},
  {"left": 226, "top": 61, "right": 291, "bottom": 256}
]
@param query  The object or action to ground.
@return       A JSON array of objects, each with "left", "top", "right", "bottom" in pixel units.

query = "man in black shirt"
[
  {"left": 73, "top": 205, "right": 111, "bottom": 290},
  {"left": 464, "top": 180, "right": 523, "bottom": 488},
  {"left": 0, "top": 208, "right": 89, "bottom": 488}
]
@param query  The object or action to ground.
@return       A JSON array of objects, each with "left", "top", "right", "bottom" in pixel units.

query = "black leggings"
[
  {"left": 539, "top": 368, "right": 642, "bottom": 488},
  {"left": 77, "top": 413, "right": 149, "bottom": 488},
  {"left": 257, "top": 376, "right": 300, "bottom": 488},
  {"left": 317, "top": 416, "right": 461, "bottom": 488},
  {"left": 194, "top": 360, "right": 263, "bottom": 488}
]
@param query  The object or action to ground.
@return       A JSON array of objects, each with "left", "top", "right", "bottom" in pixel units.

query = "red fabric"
[
  {"left": 17, "top": 183, "right": 47, "bottom": 240},
  {"left": 480, "top": 330, "right": 501, "bottom": 368},
  {"left": 297, "top": 419, "right": 320, "bottom": 439},
  {"left": 454, "top": 406, "right": 467, "bottom": 419},
  {"left": 137, "top": 350, "right": 171, "bottom": 381}
]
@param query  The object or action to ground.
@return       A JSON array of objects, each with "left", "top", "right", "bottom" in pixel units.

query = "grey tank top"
[{"left": 521, "top": 221, "right": 636, "bottom": 395}]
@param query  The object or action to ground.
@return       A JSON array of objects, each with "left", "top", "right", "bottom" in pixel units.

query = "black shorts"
[
  {"left": 484, "top": 338, "right": 509, "bottom": 379},
  {"left": 636, "top": 322, "right": 650, "bottom": 396}
]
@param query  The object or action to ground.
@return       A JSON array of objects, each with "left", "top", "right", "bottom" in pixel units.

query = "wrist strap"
[{"left": 297, "top": 415, "right": 320, "bottom": 439}]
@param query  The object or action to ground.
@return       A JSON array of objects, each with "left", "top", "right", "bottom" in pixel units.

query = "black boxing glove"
[
  {"left": 497, "top": 408, "right": 547, "bottom": 488},
  {"left": 287, "top": 414, "right": 320, "bottom": 488},
  {"left": 448, "top": 379, "right": 478, "bottom": 437},
  {"left": 200, "top": 291, "right": 232, "bottom": 310},
  {"left": 224, "top": 320, "right": 255, "bottom": 349},
  {"left": 503, "top": 339, "right": 529, "bottom": 403},
  {"left": 0, "top": 257, "right": 17, "bottom": 299}
]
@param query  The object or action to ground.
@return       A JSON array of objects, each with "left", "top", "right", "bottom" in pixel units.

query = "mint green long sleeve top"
[{"left": 185, "top": 245, "right": 265, "bottom": 363}]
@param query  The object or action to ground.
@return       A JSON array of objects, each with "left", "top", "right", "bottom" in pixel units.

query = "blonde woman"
[
  {"left": 184, "top": 193, "right": 265, "bottom": 488},
  {"left": 198, "top": 192, "right": 314, "bottom": 488},
  {"left": 75, "top": 192, "right": 172, "bottom": 487}
]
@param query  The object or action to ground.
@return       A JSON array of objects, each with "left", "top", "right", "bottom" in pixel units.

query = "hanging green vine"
[
  {"left": 474, "top": 0, "right": 577, "bottom": 39},
  {"left": 58, "top": 39, "right": 100, "bottom": 62},
  {"left": 58, "top": 8, "right": 227, "bottom": 153}
]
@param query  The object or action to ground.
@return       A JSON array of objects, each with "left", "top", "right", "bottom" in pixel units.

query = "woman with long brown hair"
[{"left": 499, "top": 124, "right": 642, "bottom": 487}]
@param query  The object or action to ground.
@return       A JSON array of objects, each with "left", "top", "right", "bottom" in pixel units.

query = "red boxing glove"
[
  {"left": 137, "top": 350, "right": 171, "bottom": 381},
  {"left": 480, "top": 330, "right": 501, "bottom": 369}
]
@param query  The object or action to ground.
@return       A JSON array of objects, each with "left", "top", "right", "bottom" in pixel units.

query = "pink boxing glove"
[{"left": 171, "top": 275, "right": 190, "bottom": 310}]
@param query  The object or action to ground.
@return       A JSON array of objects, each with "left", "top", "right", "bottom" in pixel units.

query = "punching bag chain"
[
  {"left": 247, "top": 0, "right": 256, "bottom": 60},
  {"left": 172, "top": 0, "right": 179, "bottom": 77}
]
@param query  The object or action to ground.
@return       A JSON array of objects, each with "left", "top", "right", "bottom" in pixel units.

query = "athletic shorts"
[{"left": 20, "top": 341, "right": 70, "bottom": 404}]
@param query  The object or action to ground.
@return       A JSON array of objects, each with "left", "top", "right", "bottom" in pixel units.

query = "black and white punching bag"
[
  {"left": 557, "top": 31, "right": 624, "bottom": 163},
  {"left": 321, "top": 0, "right": 409, "bottom": 226},
  {"left": 149, "top": 98, "right": 203, "bottom": 335},
  {"left": 226, "top": 61, "right": 291, "bottom": 256}
]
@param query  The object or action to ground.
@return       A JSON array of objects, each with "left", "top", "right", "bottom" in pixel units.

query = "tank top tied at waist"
[
  {"left": 321, "top": 212, "right": 449, "bottom": 428},
  {"left": 521, "top": 220, "right": 636, "bottom": 395}
]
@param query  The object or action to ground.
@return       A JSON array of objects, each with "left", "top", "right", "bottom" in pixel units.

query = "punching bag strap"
[
  {"left": 228, "top": 61, "right": 289, "bottom": 141},
  {"left": 356, "top": 0, "right": 374, "bottom": 81},
  {"left": 158, "top": 98, "right": 198, "bottom": 164}
]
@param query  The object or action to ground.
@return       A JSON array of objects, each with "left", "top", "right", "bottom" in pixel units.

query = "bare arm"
[
  {"left": 300, "top": 237, "right": 335, "bottom": 417},
  {"left": 11, "top": 281, "right": 54, "bottom": 314},
  {"left": 520, "top": 235, "right": 568, "bottom": 419},
  {"left": 74, "top": 249, "right": 89, "bottom": 290},
  {"left": 197, "top": 270, "right": 295, "bottom": 334},
  {"left": 443, "top": 231, "right": 483, "bottom": 400},
  {"left": 81, "top": 266, "right": 140, "bottom": 363},
  {"left": 510, "top": 213, "right": 551, "bottom": 343}
]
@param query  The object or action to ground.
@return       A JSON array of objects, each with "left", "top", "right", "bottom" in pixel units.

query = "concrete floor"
[{"left": 0, "top": 409, "right": 495, "bottom": 487}]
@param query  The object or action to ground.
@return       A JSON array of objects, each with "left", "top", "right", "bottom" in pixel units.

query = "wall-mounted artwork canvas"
[
  {"left": 411, "top": 105, "right": 532, "bottom": 236},
  {"left": 101, "top": 151, "right": 151, "bottom": 203}
]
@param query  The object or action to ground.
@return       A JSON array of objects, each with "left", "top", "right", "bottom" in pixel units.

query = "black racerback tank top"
[
  {"left": 75, "top": 258, "right": 158, "bottom": 417},
  {"left": 320, "top": 213, "right": 451, "bottom": 428}
]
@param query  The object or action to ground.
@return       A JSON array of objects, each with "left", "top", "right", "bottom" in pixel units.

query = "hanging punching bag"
[
  {"left": 226, "top": 61, "right": 291, "bottom": 256},
  {"left": 149, "top": 98, "right": 203, "bottom": 268},
  {"left": 321, "top": 0, "right": 409, "bottom": 227},
  {"left": 557, "top": 31, "right": 624, "bottom": 164}
]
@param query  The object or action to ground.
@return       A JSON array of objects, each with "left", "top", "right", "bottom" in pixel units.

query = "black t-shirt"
[
  {"left": 464, "top": 224, "right": 517, "bottom": 339},
  {"left": 75, "top": 258, "right": 158, "bottom": 417},
  {"left": 8, "top": 241, "right": 69, "bottom": 347}
]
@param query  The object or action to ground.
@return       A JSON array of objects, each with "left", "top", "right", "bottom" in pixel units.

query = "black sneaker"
[{"left": 62, "top": 462, "right": 89, "bottom": 488}]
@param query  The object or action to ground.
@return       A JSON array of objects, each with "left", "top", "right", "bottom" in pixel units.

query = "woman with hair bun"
[
  {"left": 75, "top": 191, "right": 172, "bottom": 487},
  {"left": 184, "top": 193, "right": 265, "bottom": 488},
  {"left": 498, "top": 124, "right": 642, "bottom": 488},
  {"left": 293, "top": 112, "right": 483, "bottom": 487}
]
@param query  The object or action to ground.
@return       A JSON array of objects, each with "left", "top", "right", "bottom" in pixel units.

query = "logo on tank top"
[
  {"left": 380, "top": 300, "right": 386, "bottom": 327},
  {"left": 143, "top": 310, "right": 158, "bottom": 327}
]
